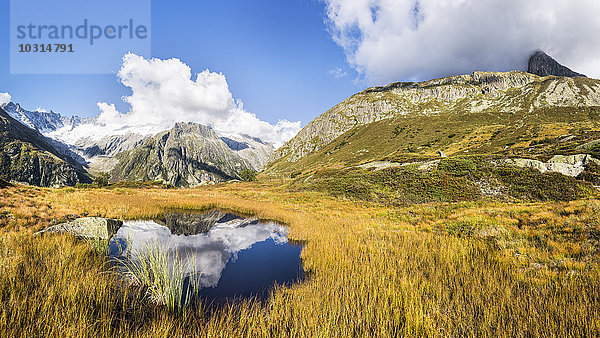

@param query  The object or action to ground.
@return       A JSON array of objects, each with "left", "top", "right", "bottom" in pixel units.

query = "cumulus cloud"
[
  {"left": 62, "top": 53, "right": 300, "bottom": 147},
  {"left": 324, "top": 0, "right": 600, "bottom": 83},
  {"left": 0, "top": 92, "right": 11, "bottom": 106}
]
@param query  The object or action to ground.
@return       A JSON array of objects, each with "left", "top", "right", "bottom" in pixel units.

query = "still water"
[{"left": 109, "top": 210, "right": 304, "bottom": 304}]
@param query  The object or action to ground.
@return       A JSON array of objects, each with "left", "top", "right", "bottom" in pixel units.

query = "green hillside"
[{"left": 267, "top": 72, "right": 600, "bottom": 176}]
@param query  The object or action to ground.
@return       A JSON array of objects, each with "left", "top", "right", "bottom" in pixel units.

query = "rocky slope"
[
  {"left": 1, "top": 102, "right": 65, "bottom": 133},
  {"left": 219, "top": 133, "right": 273, "bottom": 169},
  {"left": 111, "top": 122, "right": 256, "bottom": 187},
  {"left": 528, "top": 51, "right": 586, "bottom": 78},
  {"left": 268, "top": 71, "right": 600, "bottom": 174},
  {"left": 0, "top": 108, "right": 90, "bottom": 187},
  {"left": 1, "top": 101, "right": 274, "bottom": 179}
]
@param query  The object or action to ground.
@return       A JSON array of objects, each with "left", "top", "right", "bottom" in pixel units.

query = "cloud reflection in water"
[{"left": 111, "top": 216, "right": 288, "bottom": 289}]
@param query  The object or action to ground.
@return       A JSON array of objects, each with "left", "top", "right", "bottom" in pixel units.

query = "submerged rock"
[{"left": 36, "top": 217, "right": 123, "bottom": 240}]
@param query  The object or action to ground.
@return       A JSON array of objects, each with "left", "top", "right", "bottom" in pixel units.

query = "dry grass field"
[{"left": 1, "top": 181, "right": 599, "bottom": 336}]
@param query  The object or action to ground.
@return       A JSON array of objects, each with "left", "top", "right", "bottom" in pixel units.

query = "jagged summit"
[
  {"left": 2, "top": 102, "right": 65, "bottom": 133},
  {"left": 528, "top": 50, "right": 586, "bottom": 78}
]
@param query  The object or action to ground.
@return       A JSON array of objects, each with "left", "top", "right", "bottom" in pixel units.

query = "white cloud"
[
  {"left": 328, "top": 67, "right": 348, "bottom": 78},
  {"left": 324, "top": 0, "right": 600, "bottom": 83},
  {"left": 0, "top": 93, "right": 11, "bottom": 106},
  {"left": 60, "top": 53, "right": 301, "bottom": 148}
]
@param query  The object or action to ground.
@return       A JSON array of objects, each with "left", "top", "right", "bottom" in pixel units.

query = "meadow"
[{"left": 1, "top": 181, "right": 599, "bottom": 337}]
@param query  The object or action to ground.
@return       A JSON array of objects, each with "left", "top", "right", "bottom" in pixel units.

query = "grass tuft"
[{"left": 119, "top": 242, "right": 201, "bottom": 312}]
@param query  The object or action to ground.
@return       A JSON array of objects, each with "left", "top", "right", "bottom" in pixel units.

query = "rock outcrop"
[
  {"left": 36, "top": 217, "right": 123, "bottom": 240},
  {"left": 504, "top": 154, "right": 600, "bottom": 177},
  {"left": 528, "top": 51, "right": 586, "bottom": 78}
]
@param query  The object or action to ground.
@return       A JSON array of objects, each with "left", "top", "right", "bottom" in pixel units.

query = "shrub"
[
  {"left": 577, "top": 162, "right": 600, "bottom": 186},
  {"left": 437, "top": 157, "right": 478, "bottom": 177},
  {"left": 94, "top": 172, "right": 111, "bottom": 187},
  {"left": 239, "top": 169, "right": 258, "bottom": 182}
]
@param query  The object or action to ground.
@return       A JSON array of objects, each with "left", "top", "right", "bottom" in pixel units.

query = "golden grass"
[
  {"left": 443, "top": 125, "right": 504, "bottom": 156},
  {"left": 1, "top": 181, "right": 600, "bottom": 336}
]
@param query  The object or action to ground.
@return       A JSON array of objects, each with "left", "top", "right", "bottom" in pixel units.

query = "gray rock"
[
  {"left": 356, "top": 159, "right": 440, "bottom": 172},
  {"left": 504, "top": 154, "right": 600, "bottom": 177},
  {"left": 528, "top": 51, "right": 586, "bottom": 78},
  {"left": 36, "top": 217, "right": 123, "bottom": 240}
]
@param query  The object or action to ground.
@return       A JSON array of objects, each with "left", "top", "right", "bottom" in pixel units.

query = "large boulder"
[{"left": 36, "top": 217, "right": 123, "bottom": 240}]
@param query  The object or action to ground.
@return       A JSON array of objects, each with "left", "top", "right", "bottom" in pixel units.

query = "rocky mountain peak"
[
  {"left": 0, "top": 107, "right": 90, "bottom": 187},
  {"left": 2, "top": 101, "right": 65, "bottom": 133},
  {"left": 110, "top": 122, "right": 253, "bottom": 187},
  {"left": 171, "top": 122, "right": 218, "bottom": 138},
  {"left": 528, "top": 50, "right": 586, "bottom": 78}
]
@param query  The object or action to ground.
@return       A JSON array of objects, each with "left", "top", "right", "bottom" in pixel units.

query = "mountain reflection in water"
[{"left": 109, "top": 211, "right": 303, "bottom": 301}]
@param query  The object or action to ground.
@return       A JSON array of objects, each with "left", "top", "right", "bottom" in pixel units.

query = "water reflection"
[{"left": 109, "top": 211, "right": 303, "bottom": 301}]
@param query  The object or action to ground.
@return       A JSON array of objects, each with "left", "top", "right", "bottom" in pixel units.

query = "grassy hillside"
[
  {"left": 269, "top": 106, "right": 600, "bottom": 175},
  {"left": 267, "top": 73, "right": 600, "bottom": 176},
  {"left": 292, "top": 156, "right": 597, "bottom": 205}
]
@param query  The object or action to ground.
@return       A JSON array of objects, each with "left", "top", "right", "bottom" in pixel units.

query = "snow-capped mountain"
[
  {"left": 1, "top": 101, "right": 275, "bottom": 183},
  {"left": 0, "top": 106, "right": 91, "bottom": 187},
  {"left": 1, "top": 102, "right": 66, "bottom": 133}
]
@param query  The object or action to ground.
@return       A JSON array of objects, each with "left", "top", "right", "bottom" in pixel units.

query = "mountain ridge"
[
  {"left": 110, "top": 122, "right": 259, "bottom": 187},
  {"left": 267, "top": 70, "right": 600, "bottom": 175},
  {"left": 0, "top": 100, "right": 275, "bottom": 184},
  {"left": 0, "top": 107, "right": 91, "bottom": 186}
]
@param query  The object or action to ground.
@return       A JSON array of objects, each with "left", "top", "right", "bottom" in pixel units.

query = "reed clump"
[{"left": 118, "top": 242, "right": 201, "bottom": 312}]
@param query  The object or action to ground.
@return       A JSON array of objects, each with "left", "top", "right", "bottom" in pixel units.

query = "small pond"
[{"left": 108, "top": 210, "right": 304, "bottom": 305}]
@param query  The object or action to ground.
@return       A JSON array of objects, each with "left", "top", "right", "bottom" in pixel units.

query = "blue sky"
[
  {"left": 0, "top": 0, "right": 362, "bottom": 125},
  {"left": 4, "top": 0, "right": 600, "bottom": 134}
]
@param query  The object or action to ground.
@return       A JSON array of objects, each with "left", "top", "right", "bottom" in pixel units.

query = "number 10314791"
[{"left": 18, "top": 44, "right": 74, "bottom": 53}]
